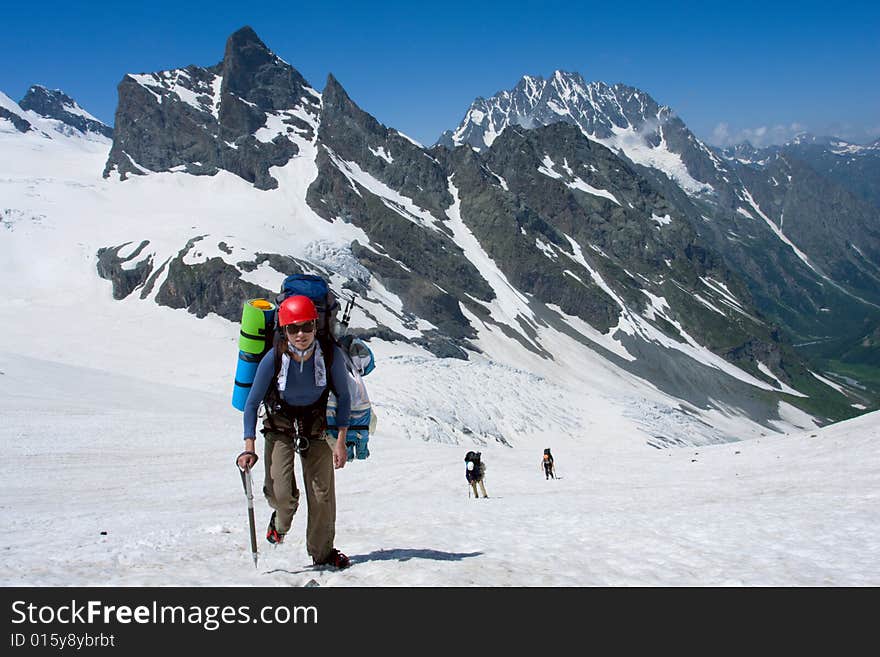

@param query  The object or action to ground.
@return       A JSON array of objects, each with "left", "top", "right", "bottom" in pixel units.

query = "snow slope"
[{"left": 1, "top": 352, "right": 877, "bottom": 586}]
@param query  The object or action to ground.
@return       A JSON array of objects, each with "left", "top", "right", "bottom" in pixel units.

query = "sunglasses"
[{"left": 285, "top": 321, "right": 316, "bottom": 335}]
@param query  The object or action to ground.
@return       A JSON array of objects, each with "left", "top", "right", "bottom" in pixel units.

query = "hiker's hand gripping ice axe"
[{"left": 236, "top": 445, "right": 260, "bottom": 569}]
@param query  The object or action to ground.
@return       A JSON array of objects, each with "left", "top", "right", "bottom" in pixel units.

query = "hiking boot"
[
  {"left": 313, "top": 548, "right": 350, "bottom": 569},
  {"left": 266, "top": 512, "right": 285, "bottom": 545}
]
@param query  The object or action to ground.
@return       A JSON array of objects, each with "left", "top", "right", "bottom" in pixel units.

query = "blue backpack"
[{"left": 276, "top": 273, "right": 340, "bottom": 340}]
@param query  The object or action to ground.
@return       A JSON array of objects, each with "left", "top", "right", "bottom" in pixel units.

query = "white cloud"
[
  {"left": 709, "top": 120, "right": 880, "bottom": 148},
  {"left": 708, "top": 122, "right": 807, "bottom": 148},
  {"left": 712, "top": 122, "right": 730, "bottom": 144}
]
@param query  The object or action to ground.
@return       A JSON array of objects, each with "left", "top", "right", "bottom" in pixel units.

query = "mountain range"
[{"left": 3, "top": 25, "right": 878, "bottom": 439}]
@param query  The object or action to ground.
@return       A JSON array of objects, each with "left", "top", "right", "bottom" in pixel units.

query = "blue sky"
[{"left": 2, "top": 0, "right": 878, "bottom": 147}]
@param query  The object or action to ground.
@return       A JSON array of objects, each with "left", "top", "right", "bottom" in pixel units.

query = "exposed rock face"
[
  {"left": 96, "top": 241, "right": 154, "bottom": 299},
  {"left": 705, "top": 139, "right": 880, "bottom": 354},
  {"left": 97, "top": 237, "right": 276, "bottom": 322},
  {"left": 19, "top": 85, "right": 113, "bottom": 138},
  {"left": 452, "top": 122, "right": 782, "bottom": 371},
  {"left": 103, "top": 26, "right": 319, "bottom": 190},
  {"left": 155, "top": 252, "right": 270, "bottom": 321},
  {"left": 437, "top": 71, "right": 880, "bottom": 371},
  {"left": 307, "top": 79, "right": 787, "bottom": 376},
  {"left": 2, "top": 87, "right": 111, "bottom": 138},
  {"left": 0, "top": 106, "right": 32, "bottom": 133},
  {"left": 787, "top": 140, "right": 880, "bottom": 209},
  {"left": 91, "top": 27, "right": 876, "bottom": 420},
  {"left": 308, "top": 74, "right": 494, "bottom": 352}
]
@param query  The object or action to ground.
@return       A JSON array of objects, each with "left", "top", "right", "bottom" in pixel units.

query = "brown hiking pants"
[
  {"left": 263, "top": 431, "right": 336, "bottom": 562},
  {"left": 470, "top": 480, "right": 488, "bottom": 498}
]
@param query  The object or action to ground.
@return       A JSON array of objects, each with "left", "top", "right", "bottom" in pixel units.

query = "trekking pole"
[
  {"left": 340, "top": 296, "right": 356, "bottom": 336},
  {"left": 237, "top": 463, "right": 259, "bottom": 568}
]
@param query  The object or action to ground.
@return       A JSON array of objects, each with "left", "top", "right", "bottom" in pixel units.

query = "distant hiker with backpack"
[
  {"left": 542, "top": 448, "right": 555, "bottom": 480},
  {"left": 465, "top": 451, "right": 488, "bottom": 498},
  {"left": 236, "top": 294, "right": 353, "bottom": 569}
]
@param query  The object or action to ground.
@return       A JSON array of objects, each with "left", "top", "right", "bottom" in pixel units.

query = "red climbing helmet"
[{"left": 278, "top": 295, "right": 318, "bottom": 326}]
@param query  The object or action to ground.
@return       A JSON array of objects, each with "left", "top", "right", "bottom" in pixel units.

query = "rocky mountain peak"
[
  {"left": 220, "top": 25, "right": 310, "bottom": 111},
  {"left": 321, "top": 73, "right": 352, "bottom": 109},
  {"left": 104, "top": 26, "right": 319, "bottom": 189},
  {"left": 21, "top": 85, "right": 73, "bottom": 110},
  {"left": 438, "top": 70, "right": 722, "bottom": 198},
  {"left": 19, "top": 85, "right": 112, "bottom": 138},
  {"left": 319, "top": 73, "right": 392, "bottom": 144},
  {"left": 224, "top": 25, "right": 264, "bottom": 51}
]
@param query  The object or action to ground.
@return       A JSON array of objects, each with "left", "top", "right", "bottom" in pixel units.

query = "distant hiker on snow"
[
  {"left": 465, "top": 451, "right": 488, "bottom": 498},
  {"left": 236, "top": 295, "right": 353, "bottom": 569},
  {"left": 542, "top": 448, "right": 555, "bottom": 480}
]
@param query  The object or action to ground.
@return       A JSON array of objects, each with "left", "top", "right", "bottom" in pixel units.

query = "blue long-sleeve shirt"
[{"left": 243, "top": 344, "right": 351, "bottom": 439}]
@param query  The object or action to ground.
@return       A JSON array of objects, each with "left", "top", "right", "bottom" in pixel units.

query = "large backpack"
[
  {"left": 276, "top": 273, "right": 340, "bottom": 341},
  {"left": 465, "top": 451, "right": 484, "bottom": 482},
  {"left": 231, "top": 273, "right": 340, "bottom": 412}
]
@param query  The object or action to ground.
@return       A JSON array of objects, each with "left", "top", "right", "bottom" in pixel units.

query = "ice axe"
[{"left": 236, "top": 453, "right": 259, "bottom": 568}]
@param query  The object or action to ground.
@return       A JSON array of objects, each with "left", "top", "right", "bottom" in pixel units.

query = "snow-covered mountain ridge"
[
  {"left": 437, "top": 70, "right": 716, "bottom": 196},
  {"left": 2, "top": 26, "right": 876, "bottom": 451},
  {"left": 1, "top": 89, "right": 111, "bottom": 143},
  {"left": 438, "top": 70, "right": 880, "bottom": 392}
]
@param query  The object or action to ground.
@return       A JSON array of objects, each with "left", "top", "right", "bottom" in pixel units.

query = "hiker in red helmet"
[{"left": 236, "top": 295, "right": 353, "bottom": 569}]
